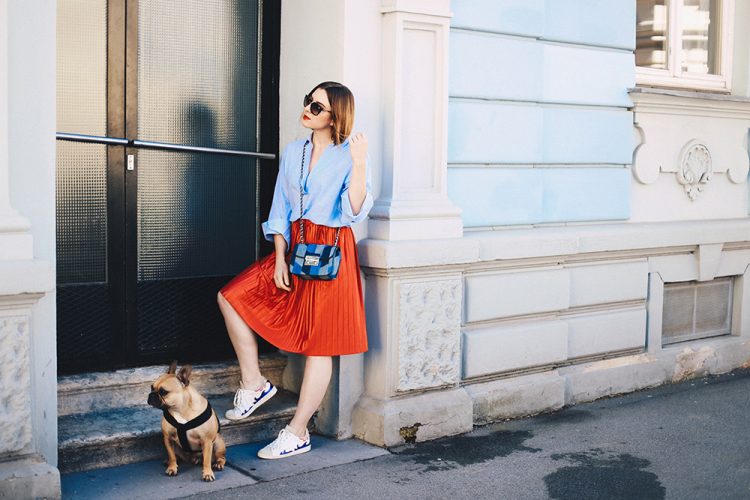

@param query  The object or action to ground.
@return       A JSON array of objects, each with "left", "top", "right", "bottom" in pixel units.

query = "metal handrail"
[{"left": 56, "top": 132, "right": 276, "bottom": 160}]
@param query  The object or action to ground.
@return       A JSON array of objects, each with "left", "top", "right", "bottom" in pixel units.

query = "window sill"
[{"left": 629, "top": 86, "right": 750, "bottom": 104}]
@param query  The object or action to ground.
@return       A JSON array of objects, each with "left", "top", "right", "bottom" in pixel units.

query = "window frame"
[{"left": 636, "top": 0, "right": 735, "bottom": 93}]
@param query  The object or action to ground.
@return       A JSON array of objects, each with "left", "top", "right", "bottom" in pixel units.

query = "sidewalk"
[{"left": 62, "top": 369, "right": 750, "bottom": 500}]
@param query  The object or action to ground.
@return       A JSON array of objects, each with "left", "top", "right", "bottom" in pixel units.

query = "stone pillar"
[
  {"left": 352, "top": 0, "right": 478, "bottom": 447},
  {"left": 368, "top": 0, "right": 463, "bottom": 241},
  {"left": 0, "top": 0, "right": 59, "bottom": 497}
]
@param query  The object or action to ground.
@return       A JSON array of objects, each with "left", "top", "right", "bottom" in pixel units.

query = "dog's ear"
[
  {"left": 177, "top": 364, "right": 192, "bottom": 387},
  {"left": 167, "top": 360, "right": 178, "bottom": 374}
]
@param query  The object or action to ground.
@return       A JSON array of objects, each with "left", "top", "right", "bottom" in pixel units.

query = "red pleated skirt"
[{"left": 219, "top": 219, "right": 368, "bottom": 356}]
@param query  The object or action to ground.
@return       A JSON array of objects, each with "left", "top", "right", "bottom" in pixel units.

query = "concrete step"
[
  {"left": 58, "top": 389, "right": 298, "bottom": 474},
  {"left": 61, "top": 435, "right": 390, "bottom": 500},
  {"left": 58, "top": 355, "right": 287, "bottom": 417}
]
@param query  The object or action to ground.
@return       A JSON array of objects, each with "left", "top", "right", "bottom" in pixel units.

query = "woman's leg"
[
  {"left": 217, "top": 291, "right": 264, "bottom": 390},
  {"left": 287, "top": 355, "right": 332, "bottom": 438}
]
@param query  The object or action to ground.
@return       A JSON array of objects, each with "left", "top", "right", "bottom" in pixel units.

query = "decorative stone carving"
[
  {"left": 677, "top": 141, "right": 712, "bottom": 201},
  {"left": 397, "top": 279, "right": 461, "bottom": 392},
  {"left": 631, "top": 124, "right": 661, "bottom": 185},
  {"left": 727, "top": 145, "right": 750, "bottom": 184},
  {"left": 0, "top": 316, "right": 32, "bottom": 454}
]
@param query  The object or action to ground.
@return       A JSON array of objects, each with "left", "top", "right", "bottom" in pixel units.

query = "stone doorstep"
[
  {"left": 58, "top": 354, "right": 287, "bottom": 416},
  {"left": 58, "top": 389, "right": 298, "bottom": 474}
]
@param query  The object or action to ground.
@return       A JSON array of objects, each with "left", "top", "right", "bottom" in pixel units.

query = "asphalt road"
[{"left": 184, "top": 369, "right": 750, "bottom": 500}]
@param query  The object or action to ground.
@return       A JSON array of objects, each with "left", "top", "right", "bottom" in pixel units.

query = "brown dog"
[{"left": 147, "top": 361, "right": 226, "bottom": 481}]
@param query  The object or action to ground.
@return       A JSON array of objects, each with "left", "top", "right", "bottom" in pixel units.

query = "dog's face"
[{"left": 147, "top": 361, "right": 192, "bottom": 410}]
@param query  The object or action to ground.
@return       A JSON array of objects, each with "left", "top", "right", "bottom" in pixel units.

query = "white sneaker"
[
  {"left": 225, "top": 380, "right": 277, "bottom": 421},
  {"left": 257, "top": 426, "right": 311, "bottom": 459}
]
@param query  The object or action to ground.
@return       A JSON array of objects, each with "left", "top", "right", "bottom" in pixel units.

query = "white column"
[
  {"left": 0, "top": 1, "right": 58, "bottom": 497},
  {"left": 368, "top": 0, "right": 463, "bottom": 241},
  {"left": 0, "top": 0, "right": 33, "bottom": 261}
]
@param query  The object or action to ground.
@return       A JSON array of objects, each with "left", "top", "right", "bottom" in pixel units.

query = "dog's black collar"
[{"left": 162, "top": 401, "right": 220, "bottom": 452}]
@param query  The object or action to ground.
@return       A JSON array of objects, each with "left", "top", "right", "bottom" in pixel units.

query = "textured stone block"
[
  {"left": 397, "top": 279, "right": 461, "bottom": 392},
  {"left": 462, "top": 320, "right": 568, "bottom": 378},
  {"left": 0, "top": 315, "right": 32, "bottom": 455}
]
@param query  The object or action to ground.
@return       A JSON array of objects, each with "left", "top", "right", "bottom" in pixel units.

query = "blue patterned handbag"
[
  {"left": 289, "top": 141, "right": 342, "bottom": 281},
  {"left": 290, "top": 241, "right": 341, "bottom": 280}
]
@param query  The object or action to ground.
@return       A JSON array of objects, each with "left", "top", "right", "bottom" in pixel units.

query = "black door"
[{"left": 56, "top": 0, "right": 279, "bottom": 374}]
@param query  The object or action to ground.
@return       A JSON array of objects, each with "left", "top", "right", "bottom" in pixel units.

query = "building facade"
[{"left": 1, "top": 1, "right": 748, "bottom": 496}]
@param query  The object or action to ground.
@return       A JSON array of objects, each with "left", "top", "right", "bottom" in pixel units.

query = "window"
[{"left": 636, "top": 0, "right": 734, "bottom": 92}]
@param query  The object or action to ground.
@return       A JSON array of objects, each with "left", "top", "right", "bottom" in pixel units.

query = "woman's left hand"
[{"left": 349, "top": 133, "right": 368, "bottom": 164}]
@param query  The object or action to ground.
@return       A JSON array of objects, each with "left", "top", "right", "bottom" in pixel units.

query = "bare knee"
[{"left": 217, "top": 291, "right": 229, "bottom": 309}]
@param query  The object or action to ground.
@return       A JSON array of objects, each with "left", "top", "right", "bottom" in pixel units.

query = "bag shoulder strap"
[{"left": 298, "top": 140, "right": 341, "bottom": 247}]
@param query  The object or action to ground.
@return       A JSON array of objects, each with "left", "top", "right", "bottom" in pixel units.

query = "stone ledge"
[
  {"left": 361, "top": 220, "right": 750, "bottom": 270},
  {"left": 358, "top": 237, "right": 479, "bottom": 270},
  {"left": 0, "top": 456, "right": 60, "bottom": 499},
  {"left": 465, "top": 218, "right": 750, "bottom": 262}
]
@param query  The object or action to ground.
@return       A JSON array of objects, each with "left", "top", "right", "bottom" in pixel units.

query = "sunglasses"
[{"left": 303, "top": 94, "right": 332, "bottom": 116}]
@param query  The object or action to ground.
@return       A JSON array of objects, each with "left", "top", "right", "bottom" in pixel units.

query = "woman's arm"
[
  {"left": 273, "top": 233, "right": 291, "bottom": 291},
  {"left": 347, "top": 133, "right": 368, "bottom": 215}
]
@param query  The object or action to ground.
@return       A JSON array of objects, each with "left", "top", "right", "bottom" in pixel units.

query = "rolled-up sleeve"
[
  {"left": 262, "top": 156, "right": 292, "bottom": 246},
  {"left": 340, "top": 156, "right": 374, "bottom": 225}
]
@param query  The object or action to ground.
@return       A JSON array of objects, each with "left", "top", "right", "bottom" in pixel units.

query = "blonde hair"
[{"left": 309, "top": 81, "right": 354, "bottom": 145}]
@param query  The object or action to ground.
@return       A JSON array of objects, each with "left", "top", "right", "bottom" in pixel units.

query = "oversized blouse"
[{"left": 262, "top": 137, "right": 374, "bottom": 247}]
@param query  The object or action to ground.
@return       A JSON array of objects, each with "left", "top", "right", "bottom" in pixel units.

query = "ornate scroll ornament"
[{"left": 677, "top": 141, "right": 712, "bottom": 201}]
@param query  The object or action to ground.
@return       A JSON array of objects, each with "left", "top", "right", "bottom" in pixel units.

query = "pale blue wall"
[{"left": 448, "top": 0, "right": 635, "bottom": 227}]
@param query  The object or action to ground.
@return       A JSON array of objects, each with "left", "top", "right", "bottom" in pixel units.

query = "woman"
[{"left": 217, "top": 81, "right": 373, "bottom": 459}]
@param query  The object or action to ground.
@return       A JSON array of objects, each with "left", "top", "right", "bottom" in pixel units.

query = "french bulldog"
[{"left": 147, "top": 361, "right": 226, "bottom": 481}]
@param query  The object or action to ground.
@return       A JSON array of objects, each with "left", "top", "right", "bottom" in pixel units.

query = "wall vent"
[{"left": 662, "top": 277, "right": 733, "bottom": 345}]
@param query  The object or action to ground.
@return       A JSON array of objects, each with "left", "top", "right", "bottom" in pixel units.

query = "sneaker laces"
[
  {"left": 269, "top": 428, "right": 291, "bottom": 454},
  {"left": 270, "top": 427, "right": 306, "bottom": 454},
  {"left": 232, "top": 387, "right": 254, "bottom": 410}
]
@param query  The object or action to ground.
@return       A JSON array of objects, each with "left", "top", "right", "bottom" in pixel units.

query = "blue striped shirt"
[{"left": 262, "top": 137, "right": 374, "bottom": 247}]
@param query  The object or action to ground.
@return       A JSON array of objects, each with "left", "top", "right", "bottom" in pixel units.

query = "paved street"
[{"left": 187, "top": 369, "right": 750, "bottom": 500}]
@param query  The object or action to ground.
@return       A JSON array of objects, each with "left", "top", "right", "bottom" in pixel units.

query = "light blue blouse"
[{"left": 262, "top": 137, "right": 374, "bottom": 247}]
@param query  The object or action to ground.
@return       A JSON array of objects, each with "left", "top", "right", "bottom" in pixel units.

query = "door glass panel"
[
  {"left": 136, "top": 0, "right": 258, "bottom": 150},
  {"left": 56, "top": 0, "right": 112, "bottom": 372},
  {"left": 135, "top": 0, "right": 260, "bottom": 355}
]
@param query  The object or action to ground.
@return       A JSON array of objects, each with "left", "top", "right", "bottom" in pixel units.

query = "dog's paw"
[
  {"left": 191, "top": 455, "right": 202, "bottom": 465},
  {"left": 213, "top": 458, "right": 226, "bottom": 471},
  {"left": 202, "top": 470, "right": 216, "bottom": 482},
  {"left": 165, "top": 463, "right": 178, "bottom": 476}
]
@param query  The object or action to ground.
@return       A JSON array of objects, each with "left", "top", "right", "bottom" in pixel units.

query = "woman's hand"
[
  {"left": 349, "top": 132, "right": 368, "bottom": 164},
  {"left": 273, "top": 256, "right": 292, "bottom": 292}
]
